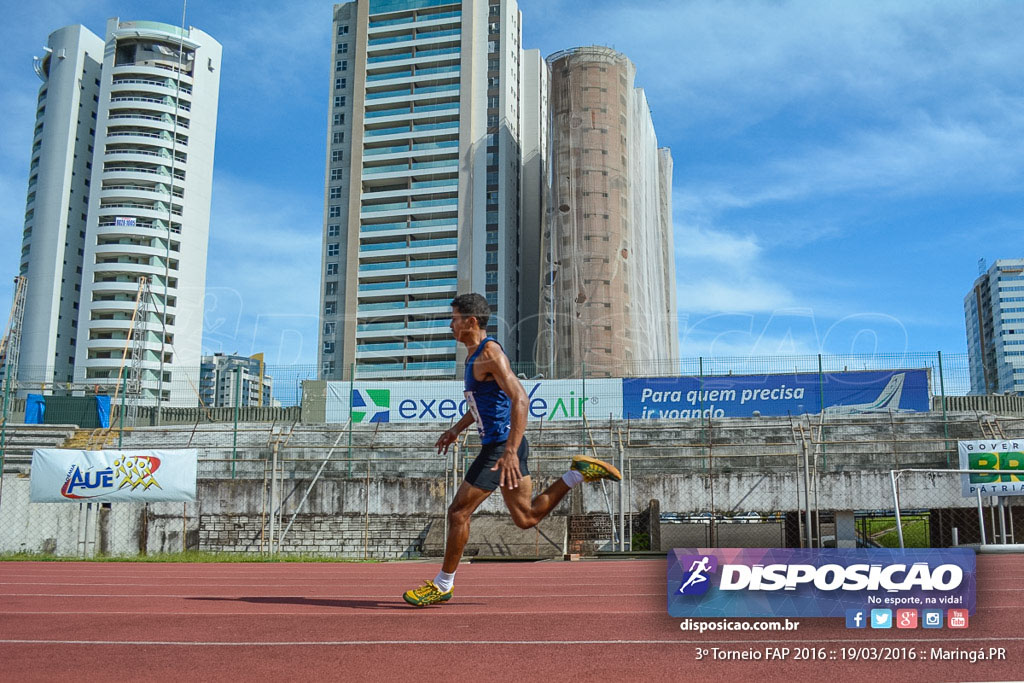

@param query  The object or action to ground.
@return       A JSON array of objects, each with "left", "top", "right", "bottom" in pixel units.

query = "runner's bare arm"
[
  {"left": 437, "top": 411, "right": 475, "bottom": 454},
  {"left": 480, "top": 342, "right": 528, "bottom": 488}
]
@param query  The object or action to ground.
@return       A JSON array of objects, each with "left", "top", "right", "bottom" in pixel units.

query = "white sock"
[
  {"left": 433, "top": 569, "right": 455, "bottom": 593},
  {"left": 562, "top": 470, "right": 585, "bottom": 488}
]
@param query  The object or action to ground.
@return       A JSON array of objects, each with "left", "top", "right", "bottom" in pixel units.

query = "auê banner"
[
  {"left": 958, "top": 439, "right": 1024, "bottom": 497},
  {"left": 30, "top": 449, "right": 198, "bottom": 503},
  {"left": 667, "top": 548, "right": 975, "bottom": 618}
]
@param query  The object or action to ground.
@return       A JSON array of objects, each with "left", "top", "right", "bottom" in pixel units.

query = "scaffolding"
[
  {"left": 1, "top": 276, "right": 28, "bottom": 486},
  {"left": 110, "top": 277, "right": 155, "bottom": 431},
  {"left": 540, "top": 47, "right": 677, "bottom": 378}
]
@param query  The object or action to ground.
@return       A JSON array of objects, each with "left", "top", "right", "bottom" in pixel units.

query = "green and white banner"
[
  {"left": 958, "top": 440, "right": 1024, "bottom": 497},
  {"left": 325, "top": 379, "right": 623, "bottom": 424}
]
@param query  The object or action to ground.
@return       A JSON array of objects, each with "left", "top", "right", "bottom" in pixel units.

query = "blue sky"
[{"left": 2, "top": 0, "right": 1022, "bottom": 368}]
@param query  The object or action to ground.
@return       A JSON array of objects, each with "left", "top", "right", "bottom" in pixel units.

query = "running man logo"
[
  {"left": 967, "top": 451, "right": 1024, "bottom": 483},
  {"left": 61, "top": 455, "right": 162, "bottom": 500},
  {"left": 352, "top": 389, "right": 390, "bottom": 423},
  {"left": 677, "top": 554, "right": 718, "bottom": 596}
]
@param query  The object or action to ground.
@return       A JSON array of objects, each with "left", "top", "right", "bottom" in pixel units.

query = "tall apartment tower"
[
  {"left": 540, "top": 47, "right": 678, "bottom": 378},
  {"left": 319, "top": 0, "right": 544, "bottom": 380},
  {"left": 18, "top": 19, "right": 221, "bottom": 403},
  {"left": 18, "top": 26, "right": 105, "bottom": 391},
  {"left": 965, "top": 258, "right": 1024, "bottom": 394}
]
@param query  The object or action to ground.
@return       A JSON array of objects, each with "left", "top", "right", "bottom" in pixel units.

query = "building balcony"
[{"left": 110, "top": 63, "right": 194, "bottom": 86}]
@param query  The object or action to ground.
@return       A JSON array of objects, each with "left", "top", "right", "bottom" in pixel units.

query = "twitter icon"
[{"left": 870, "top": 609, "right": 892, "bottom": 629}]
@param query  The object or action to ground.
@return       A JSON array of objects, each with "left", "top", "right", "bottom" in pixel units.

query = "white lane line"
[{"left": 0, "top": 637, "right": 1022, "bottom": 647}]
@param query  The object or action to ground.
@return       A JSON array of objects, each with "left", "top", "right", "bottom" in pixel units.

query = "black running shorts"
[{"left": 464, "top": 437, "right": 530, "bottom": 491}]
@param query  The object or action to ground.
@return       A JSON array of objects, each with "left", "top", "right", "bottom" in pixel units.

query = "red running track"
[{"left": 0, "top": 556, "right": 1020, "bottom": 682}]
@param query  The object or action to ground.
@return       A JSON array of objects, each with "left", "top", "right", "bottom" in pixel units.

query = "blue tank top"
[{"left": 464, "top": 337, "right": 511, "bottom": 445}]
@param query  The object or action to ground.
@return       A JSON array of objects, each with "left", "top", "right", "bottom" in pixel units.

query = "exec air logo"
[
  {"left": 677, "top": 555, "right": 717, "bottom": 596},
  {"left": 352, "top": 389, "right": 390, "bottom": 423}
]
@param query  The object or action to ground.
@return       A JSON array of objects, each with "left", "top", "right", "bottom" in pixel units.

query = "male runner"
[{"left": 403, "top": 293, "right": 622, "bottom": 606}]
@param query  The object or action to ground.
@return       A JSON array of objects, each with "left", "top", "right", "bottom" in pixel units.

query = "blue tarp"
[
  {"left": 95, "top": 395, "right": 110, "bottom": 428},
  {"left": 25, "top": 394, "right": 45, "bottom": 424},
  {"left": 23, "top": 394, "right": 110, "bottom": 428}
]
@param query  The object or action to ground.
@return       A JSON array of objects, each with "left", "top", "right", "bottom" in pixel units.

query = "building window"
[
  {"left": 328, "top": 243, "right": 340, "bottom": 256},
  {"left": 336, "top": 60, "right": 348, "bottom": 72},
  {"left": 487, "top": 96, "right": 499, "bottom": 108},
  {"left": 333, "top": 112, "right": 346, "bottom": 126},
  {"left": 486, "top": 252, "right": 498, "bottom": 265},
  {"left": 325, "top": 282, "right": 338, "bottom": 295},
  {"left": 487, "top": 114, "right": 498, "bottom": 127},
  {"left": 335, "top": 78, "right": 347, "bottom": 90},
  {"left": 324, "top": 322, "right": 336, "bottom": 335},
  {"left": 331, "top": 150, "right": 344, "bottom": 162},
  {"left": 338, "top": 25, "right": 349, "bottom": 35},
  {"left": 323, "top": 341, "right": 335, "bottom": 354},
  {"left": 332, "top": 131, "right": 345, "bottom": 144},
  {"left": 329, "top": 206, "right": 341, "bottom": 218},
  {"left": 329, "top": 187, "right": 343, "bottom": 199},
  {"left": 330, "top": 168, "right": 344, "bottom": 181},
  {"left": 328, "top": 224, "right": 340, "bottom": 237},
  {"left": 337, "top": 43, "right": 349, "bottom": 54},
  {"left": 322, "top": 361, "right": 335, "bottom": 375},
  {"left": 325, "top": 301, "right": 336, "bottom": 315},
  {"left": 334, "top": 96, "right": 347, "bottom": 108},
  {"left": 327, "top": 263, "right": 339, "bottom": 275}
]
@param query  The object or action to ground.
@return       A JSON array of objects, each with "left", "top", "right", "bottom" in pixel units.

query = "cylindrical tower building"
[{"left": 75, "top": 19, "right": 221, "bottom": 403}]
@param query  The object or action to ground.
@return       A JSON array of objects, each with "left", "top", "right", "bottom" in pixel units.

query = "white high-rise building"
[
  {"left": 17, "top": 19, "right": 221, "bottom": 404},
  {"left": 18, "top": 26, "right": 105, "bottom": 391},
  {"left": 965, "top": 258, "right": 1024, "bottom": 395},
  {"left": 318, "top": 0, "right": 544, "bottom": 380}
]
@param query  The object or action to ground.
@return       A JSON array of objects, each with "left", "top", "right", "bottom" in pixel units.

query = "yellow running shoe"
[
  {"left": 571, "top": 454, "right": 623, "bottom": 482},
  {"left": 403, "top": 580, "right": 453, "bottom": 607}
]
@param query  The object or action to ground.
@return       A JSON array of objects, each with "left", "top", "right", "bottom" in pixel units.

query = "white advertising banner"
[
  {"left": 30, "top": 449, "right": 198, "bottom": 503},
  {"left": 958, "top": 439, "right": 1024, "bottom": 497},
  {"left": 325, "top": 379, "right": 623, "bottom": 424}
]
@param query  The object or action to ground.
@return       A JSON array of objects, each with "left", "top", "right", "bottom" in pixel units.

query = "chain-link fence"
[
  {"left": 1, "top": 351, "right": 974, "bottom": 409},
  {"left": 2, "top": 409, "right": 1023, "bottom": 559}
]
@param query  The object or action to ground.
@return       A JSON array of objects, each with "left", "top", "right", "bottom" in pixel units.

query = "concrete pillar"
[{"left": 835, "top": 509, "right": 857, "bottom": 548}]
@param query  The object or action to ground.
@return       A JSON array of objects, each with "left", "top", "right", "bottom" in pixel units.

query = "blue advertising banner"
[
  {"left": 667, "top": 548, "right": 976, "bottom": 618},
  {"left": 625, "top": 369, "right": 929, "bottom": 419}
]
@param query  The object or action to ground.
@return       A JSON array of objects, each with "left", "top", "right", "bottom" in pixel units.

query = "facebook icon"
[{"left": 845, "top": 609, "right": 867, "bottom": 629}]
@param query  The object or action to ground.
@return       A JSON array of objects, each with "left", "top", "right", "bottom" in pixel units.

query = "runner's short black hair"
[{"left": 451, "top": 293, "right": 490, "bottom": 329}]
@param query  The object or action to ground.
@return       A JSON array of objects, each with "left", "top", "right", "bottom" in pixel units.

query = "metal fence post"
[
  {"left": 232, "top": 365, "right": 240, "bottom": 478},
  {"left": 618, "top": 433, "right": 625, "bottom": 552},
  {"left": 890, "top": 470, "right": 905, "bottom": 549},
  {"left": 938, "top": 351, "right": 951, "bottom": 467},
  {"left": 118, "top": 372, "right": 127, "bottom": 449},
  {"left": 0, "top": 352, "right": 14, "bottom": 482},
  {"left": 348, "top": 362, "right": 354, "bottom": 477}
]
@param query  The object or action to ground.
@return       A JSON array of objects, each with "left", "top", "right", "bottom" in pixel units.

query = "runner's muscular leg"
[
  {"left": 442, "top": 481, "right": 493, "bottom": 573},
  {"left": 500, "top": 476, "right": 572, "bottom": 530}
]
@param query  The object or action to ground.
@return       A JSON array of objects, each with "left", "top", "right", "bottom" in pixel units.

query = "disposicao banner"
[
  {"left": 957, "top": 439, "right": 1024, "bottom": 498},
  {"left": 667, "top": 548, "right": 976, "bottom": 618},
  {"left": 30, "top": 449, "right": 198, "bottom": 503}
]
